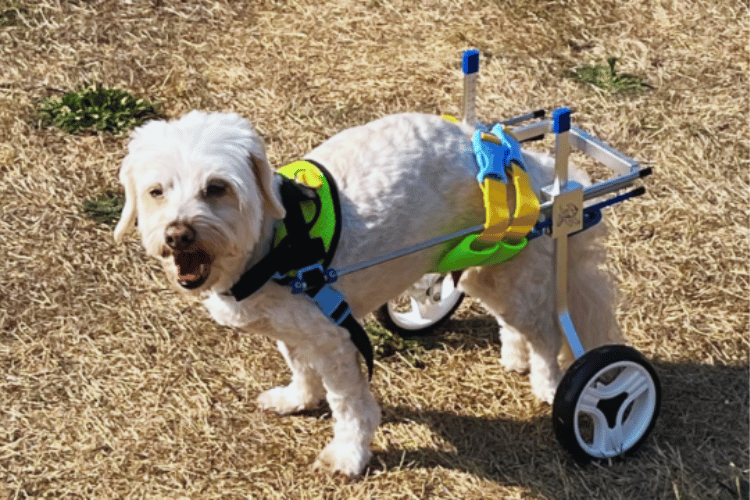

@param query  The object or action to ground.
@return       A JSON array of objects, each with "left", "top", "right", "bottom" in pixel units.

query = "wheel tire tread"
[{"left": 552, "top": 344, "right": 661, "bottom": 463}]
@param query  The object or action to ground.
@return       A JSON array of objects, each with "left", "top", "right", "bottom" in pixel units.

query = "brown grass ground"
[{"left": 0, "top": 0, "right": 748, "bottom": 498}]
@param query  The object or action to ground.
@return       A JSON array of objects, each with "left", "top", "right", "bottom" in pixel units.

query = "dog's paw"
[
  {"left": 500, "top": 334, "right": 530, "bottom": 373},
  {"left": 313, "top": 440, "right": 372, "bottom": 478},
  {"left": 530, "top": 376, "right": 559, "bottom": 405},
  {"left": 501, "top": 355, "right": 530, "bottom": 374},
  {"left": 257, "top": 385, "right": 322, "bottom": 415}
]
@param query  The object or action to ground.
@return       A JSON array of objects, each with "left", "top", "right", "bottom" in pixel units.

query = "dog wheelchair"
[{"left": 374, "top": 50, "right": 661, "bottom": 462}]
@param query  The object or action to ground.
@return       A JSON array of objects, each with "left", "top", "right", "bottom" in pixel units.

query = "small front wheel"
[
  {"left": 375, "top": 273, "right": 464, "bottom": 337},
  {"left": 552, "top": 345, "right": 661, "bottom": 462}
]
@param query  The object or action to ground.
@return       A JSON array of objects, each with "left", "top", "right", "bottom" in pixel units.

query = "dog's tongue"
[{"left": 174, "top": 251, "right": 207, "bottom": 280}]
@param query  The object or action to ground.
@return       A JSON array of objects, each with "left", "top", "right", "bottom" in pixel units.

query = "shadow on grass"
[
  {"left": 370, "top": 360, "right": 748, "bottom": 500},
  {"left": 367, "top": 313, "right": 499, "bottom": 359}
]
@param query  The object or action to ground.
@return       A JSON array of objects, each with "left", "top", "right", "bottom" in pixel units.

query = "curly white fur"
[{"left": 115, "top": 111, "right": 622, "bottom": 477}]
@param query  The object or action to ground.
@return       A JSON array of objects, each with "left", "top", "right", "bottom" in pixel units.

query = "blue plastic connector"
[
  {"left": 324, "top": 268, "right": 338, "bottom": 284},
  {"left": 288, "top": 263, "right": 332, "bottom": 294},
  {"left": 473, "top": 126, "right": 525, "bottom": 184},
  {"left": 310, "top": 285, "right": 350, "bottom": 325},
  {"left": 462, "top": 49, "right": 479, "bottom": 74},
  {"left": 552, "top": 107, "right": 571, "bottom": 134}
]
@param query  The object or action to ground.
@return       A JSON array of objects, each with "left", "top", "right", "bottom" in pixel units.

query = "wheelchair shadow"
[{"left": 369, "top": 360, "right": 748, "bottom": 499}]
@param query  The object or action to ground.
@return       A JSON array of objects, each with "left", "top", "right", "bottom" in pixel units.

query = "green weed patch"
[
  {"left": 564, "top": 57, "right": 651, "bottom": 95},
  {"left": 36, "top": 84, "right": 159, "bottom": 135},
  {"left": 82, "top": 192, "right": 125, "bottom": 226},
  {"left": 365, "top": 321, "right": 439, "bottom": 369}
]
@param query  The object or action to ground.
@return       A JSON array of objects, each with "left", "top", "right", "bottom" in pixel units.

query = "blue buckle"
[
  {"left": 309, "top": 284, "right": 351, "bottom": 325},
  {"left": 285, "top": 263, "right": 349, "bottom": 324},
  {"left": 473, "top": 126, "right": 526, "bottom": 184},
  {"left": 288, "top": 263, "right": 338, "bottom": 294}
]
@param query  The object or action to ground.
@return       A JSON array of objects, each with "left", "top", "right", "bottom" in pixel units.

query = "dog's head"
[{"left": 114, "top": 111, "right": 286, "bottom": 294}]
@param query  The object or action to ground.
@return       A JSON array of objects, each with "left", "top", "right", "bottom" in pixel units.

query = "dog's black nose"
[{"left": 165, "top": 221, "right": 197, "bottom": 251}]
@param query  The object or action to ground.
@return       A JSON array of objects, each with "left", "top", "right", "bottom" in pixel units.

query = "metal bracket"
[
  {"left": 542, "top": 181, "right": 585, "bottom": 238},
  {"left": 548, "top": 108, "right": 587, "bottom": 360}
]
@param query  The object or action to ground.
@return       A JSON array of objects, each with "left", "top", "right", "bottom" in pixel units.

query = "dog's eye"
[
  {"left": 149, "top": 187, "right": 163, "bottom": 198},
  {"left": 205, "top": 181, "right": 227, "bottom": 198}
]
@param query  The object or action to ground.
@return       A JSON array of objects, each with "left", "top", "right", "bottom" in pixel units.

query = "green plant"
[
  {"left": 81, "top": 192, "right": 124, "bottom": 226},
  {"left": 365, "top": 321, "right": 437, "bottom": 368},
  {"left": 564, "top": 56, "right": 651, "bottom": 95},
  {"left": 36, "top": 83, "right": 159, "bottom": 135}
]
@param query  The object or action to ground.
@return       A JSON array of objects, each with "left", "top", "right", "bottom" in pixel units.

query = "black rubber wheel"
[
  {"left": 552, "top": 344, "right": 661, "bottom": 462},
  {"left": 374, "top": 273, "right": 464, "bottom": 337}
]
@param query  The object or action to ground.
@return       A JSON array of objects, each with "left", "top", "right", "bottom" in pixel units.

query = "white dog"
[{"left": 114, "top": 111, "right": 621, "bottom": 477}]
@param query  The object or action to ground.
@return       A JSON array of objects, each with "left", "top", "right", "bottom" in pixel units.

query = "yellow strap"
[
  {"left": 442, "top": 115, "right": 540, "bottom": 244},
  {"left": 505, "top": 163, "right": 540, "bottom": 240},
  {"left": 476, "top": 178, "right": 511, "bottom": 244},
  {"left": 479, "top": 132, "right": 502, "bottom": 145},
  {"left": 476, "top": 164, "right": 540, "bottom": 244}
]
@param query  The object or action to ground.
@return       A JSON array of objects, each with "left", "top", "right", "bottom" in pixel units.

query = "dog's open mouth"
[{"left": 172, "top": 250, "right": 211, "bottom": 290}]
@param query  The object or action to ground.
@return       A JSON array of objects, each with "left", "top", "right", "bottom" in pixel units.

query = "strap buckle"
[
  {"left": 287, "top": 263, "right": 338, "bottom": 293},
  {"left": 309, "top": 285, "right": 351, "bottom": 325},
  {"left": 287, "top": 264, "right": 349, "bottom": 324}
]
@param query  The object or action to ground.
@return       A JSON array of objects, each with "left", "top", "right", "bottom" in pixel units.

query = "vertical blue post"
[
  {"left": 552, "top": 107, "right": 572, "bottom": 191},
  {"left": 462, "top": 49, "right": 480, "bottom": 125}
]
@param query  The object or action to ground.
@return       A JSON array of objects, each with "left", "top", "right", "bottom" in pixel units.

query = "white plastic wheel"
[
  {"left": 553, "top": 345, "right": 661, "bottom": 462},
  {"left": 375, "top": 273, "right": 464, "bottom": 336}
]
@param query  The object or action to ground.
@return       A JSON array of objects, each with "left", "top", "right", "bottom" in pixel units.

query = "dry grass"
[{"left": 0, "top": 0, "right": 748, "bottom": 498}]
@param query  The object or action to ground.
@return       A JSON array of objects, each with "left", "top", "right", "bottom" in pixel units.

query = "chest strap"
[
  {"left": 229, "top": 161, "right": 374, "bottom": 380},
  {"left": 229, "top": 176, "right": 322, "bottom": 300}
]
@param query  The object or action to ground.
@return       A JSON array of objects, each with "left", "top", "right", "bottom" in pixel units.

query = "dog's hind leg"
[
  {"left": 459, "top": 244, "right": 563, "bottom": 404},
  {"left": 563, "top": 224, "right": 624, "bottom": 365},
  {"left": 495, "top": 317, "right": 531, "bottom": 373},
  {"left": 311, "top": 332, "right": 381, "bottom": 478},
  {"left": 257, "top": 341, "right": 326, "bottom": 415},
  {"left": 461, "top": 224, "right": 622, "bottom": 404}
]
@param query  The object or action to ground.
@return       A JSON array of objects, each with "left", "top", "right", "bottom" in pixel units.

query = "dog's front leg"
[
  {"left": 257, "top": 341, "right": 326, "bottom": 415},
  {"left": 311, "top": 332, "right": 380, "bottom": 478}
]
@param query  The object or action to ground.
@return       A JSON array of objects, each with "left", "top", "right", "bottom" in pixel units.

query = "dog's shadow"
[
  {"left": 281, "top": 359, "right": 746, "bottom": 498},
  {"left": 370, "top": 404, "right": 555, "bottom": 481}
]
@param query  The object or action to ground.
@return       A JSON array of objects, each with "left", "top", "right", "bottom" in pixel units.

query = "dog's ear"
[
  {"left": 250, "top": 154, "right": 286, "bottom": 220},
  {"left": 114, "top": 157, "right": 138, "bottom": 243}
]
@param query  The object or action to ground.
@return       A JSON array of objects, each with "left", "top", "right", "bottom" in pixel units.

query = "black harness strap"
[
  {"left": 305, "top": 159, "right": 342, "bottom": 272},
  {"left": 339, "top": 315, "right": 374, "bottom": 380},
  {"left": 230, "top": 177, "right": 324, "bottom": 301},
  {"left": 229, "top": 165, "right": 374, "bottom": 380},
  {"left": 300, "top": 275, "right": 374, "bottom": 380}
]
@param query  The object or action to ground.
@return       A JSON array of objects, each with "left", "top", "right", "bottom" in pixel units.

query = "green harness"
[{"left": 272, "top": 160, "right": 340, "bottom": 279}]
